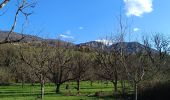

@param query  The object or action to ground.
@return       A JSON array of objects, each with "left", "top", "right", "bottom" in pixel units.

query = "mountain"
[
  {"left": 0, "top": 31, "right": 73, "bottom": 46},
  {"left": 76, "top": 41, "right": 107, "bottom": 49},
  {"left": 0, "top": 31, "right": 43, "bottom": 43},
  {"left": 111, "top": 42, "right": 146, "bottom": 54},
  {"left": 0, "top": 31, "right": 156, "bottom": 54},
  {"left": 77, "top": 41, "right": 157, "bottom": 54}
]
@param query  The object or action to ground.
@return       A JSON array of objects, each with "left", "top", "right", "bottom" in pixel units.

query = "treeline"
[{"left": 0, "top": 35, "right": 170, "bottom": 100}]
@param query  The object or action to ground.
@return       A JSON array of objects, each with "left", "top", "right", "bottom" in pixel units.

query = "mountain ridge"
[{"left": 0, "top": 31, "right": 156, "bottom": 54}]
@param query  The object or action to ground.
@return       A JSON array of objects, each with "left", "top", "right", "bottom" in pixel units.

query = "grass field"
[{"left": 0, "top": 81, "right": 127, "bottom": 100}]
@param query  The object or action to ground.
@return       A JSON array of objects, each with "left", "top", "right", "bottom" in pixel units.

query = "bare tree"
[
  {"left": 0, "top": 0, "right": 9, "bottom": 9},
  {"left": 121, "top": 52, "right": 148, "bottom": 100},
  {"left": 12, "top": 57, "right": 36, "bottom": 88},
  {"left": 71, "top": 51, "right": 90, "bottom": 94},
  {"left": 0, "top": 0, "right": 36, "bottom": 87},
  {"left": 120, "top": 34, "right": 170, "bottom": 100},
  {"left": 94, "top": 47, "right": 123, "bottom": 96},
  {"left": 0, "top": 44, "right": 20, "bottom": 84},
  {"left": 46, "top": 41, "right": 73, "bottom": 93},
  {"left": 0, "top": 0, "right": 36, "bottom": 44},
  {"left": 20, "top": 43, "right": 49, "bottom": 99},
  {"left": 143, "top": 34, "right": 170, "bottom": 81}
]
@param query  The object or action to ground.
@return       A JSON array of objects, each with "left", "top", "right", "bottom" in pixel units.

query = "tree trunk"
[
  {"left": 121, "top": 80, "right": 126, "bottom": 97},
  {"left": 77, "top": 80, "right": 80, "bottom": 94},
  {"left": 22, "top": 81, "right": 24, "bottom": 88},
  {"left": 21, "top": 75, "right": 25, "bottom": 88},
  {"left": 40, "top": 79, "right": 45, "bottom": 99},
  {"left": 134, "top": 83, "right": 138, "bottom": 100},
  {"left": 113, "top": 70, "right": 118, "bottom": 96},
  {"left": 114, "top": 82, "right": 118, "bottom": 93},
  {"left": 56, "top": 83, "right": 61, "bottom": 93},
  {"left": 113, "top": 81, "right": 118, "bottom": 98},
  {"left": 90, "top": 81, "right": 93, "bottom": 86},
  {"left": 31, "top": 81, "right": 35, "bottom": 86}
]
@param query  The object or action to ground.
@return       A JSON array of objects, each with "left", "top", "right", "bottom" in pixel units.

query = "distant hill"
[
  {"left": 0, "top": 31, "right": 73, "bottom": 46},
  {"left": 0, "top": 31, "right": 157, "bottom": 54},
  {"left": 76, "top": 41, "right": 107, "bottom": 50},
  {"left": 77, "top": 41, "right": 157, "bottom": 54},
  {"left": 0, "top": 31, "right": 43, "bottom": 43},
  {"left": 111, "top": 42, "right": 146, "bottom": 54}
]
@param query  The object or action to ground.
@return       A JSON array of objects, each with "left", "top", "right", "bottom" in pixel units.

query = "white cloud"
[
  {"left": 124, "top": 0, "right": 153, "bottom": 17},
  {"left": 59, "top": 30, "right": 74, "bottom": 39},
  {"left": 59, "top": 34, "right": 74, "bottom": 39},
  {"left": 133, "top": 27, "right": 140, "bottom": 32},
  {"left": 79, "top": 27, "right": 84, "bottom": 30},
  {"left": 95, "top": 39, "right": 113, "bottom": 46}
]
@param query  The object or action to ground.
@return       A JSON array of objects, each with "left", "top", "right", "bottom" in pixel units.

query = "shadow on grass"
[
  {"left": 86, "top": 91, "right": 133, "bottom": 100},
  {"left": 0, "top": 92, "right": 60, "bottom": 98},
  {"left": 90, "top": 94, "right": 133, "bottom": 100}
]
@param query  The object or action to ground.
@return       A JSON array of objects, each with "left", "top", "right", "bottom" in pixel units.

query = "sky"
[{"left": 0, "top": 0, "right": 170, "bottom": 44}]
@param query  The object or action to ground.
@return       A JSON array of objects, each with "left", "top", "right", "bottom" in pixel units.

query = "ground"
[{"left": 0, "top": 81, "right": 130, "bottom": 100}]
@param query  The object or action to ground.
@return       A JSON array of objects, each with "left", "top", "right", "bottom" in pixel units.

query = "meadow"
[{"left": 0, "top": 81, "right": 128, "bottom": 100}]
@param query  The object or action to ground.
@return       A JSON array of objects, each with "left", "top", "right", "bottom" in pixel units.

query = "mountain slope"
[
  {"left": 0, "top": 31, "right": 43, "bottom": 43},
  {"left": 77, "top": 41, "right": 157, "bottom": 54},
  {"left": 111, "top": 42, "right": 146, "bottom": 54},
  {"left": 0, "top": 31, "right": 73, "bottom": 46},
  {"left": 76, "top": 41, "right": 107, "bottom": 49},
  {"left": 0, "top": 31, "right": 156, "bottom": 54}
]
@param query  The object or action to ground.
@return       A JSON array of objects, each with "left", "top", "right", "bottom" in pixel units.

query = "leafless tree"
[
  {"left": 46, "top": 40, "right": 74, "bottom": 93},
  {"left": 94, "top": 47, "right": 123, "bottom": 96},
  {"left": 143, "top": 34, "right": 170, "bottom": 81},
  {"left": 20, "top": 43, "right": 49, "bottom": 99},
  {"left": 120, "top": 34, "right": 170, "bottom": 100},
  {"left": 71, "top": 51, "right": 90, "bottom": 94},
  {"left": 0, "top": 0, "right": 36, "bottom": 44},
  {"left": 121, "top": 52, "right": 148, "bottom": 100},
  {"left": 12, "top": 58, "right": 36, "bottom": 88},
  {"left": 0, "top": 0, "right": 9, "bottom": 9},
  {"left": 0, "top": 0, "right": 36, "bottom": 87}
]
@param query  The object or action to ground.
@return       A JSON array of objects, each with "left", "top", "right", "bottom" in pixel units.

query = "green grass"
[{"left": 0, "top": 81, "right": 131, "bottom": 100}]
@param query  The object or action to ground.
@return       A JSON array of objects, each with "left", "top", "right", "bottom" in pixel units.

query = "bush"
[
  {"left": 0, "top": 68, "right": 12, "bottom": 85},
  {"left": 139, "top": 81, "right": 170, "bottom": 100}
]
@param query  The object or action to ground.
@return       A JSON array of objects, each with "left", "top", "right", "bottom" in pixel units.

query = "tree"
[
  {"left": 12, "top": 59, "right": 36, "bottom": 87},
  {"left": 0, "top": 0, "right": 36, "bottom": 86},
  {"left": 121, "top": 52, "right": 148, "bottom": 100},
  {"left": 0, "top": 0, "right": 9, "bottom": 9},
  {"left": 0, "top": 0, "right": 36, "bottom": 44},
  {"left": 20, "top": 43, "right": 50, "bottom": 99},
  {"left": 0, "top": 44, "right": 19, "bottom": 84},
  {"left": 46, "top": 41, "right": 73, "bottom": 93},
  {"left": 71, "top": 51, "right": 90, "bottom": 94},
  {"left": 120, "top": 34, "right": 170, "bottom": 100},
  {"left": 143, "top": 34, "right": 170, "bottom": 82},
  {"left": 94, "top": 46, "right": 123, "bottom": 96}
]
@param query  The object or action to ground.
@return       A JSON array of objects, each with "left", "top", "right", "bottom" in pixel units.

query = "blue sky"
[{"left": 0, "top": 0, "right": 170, "bottom": 44}]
